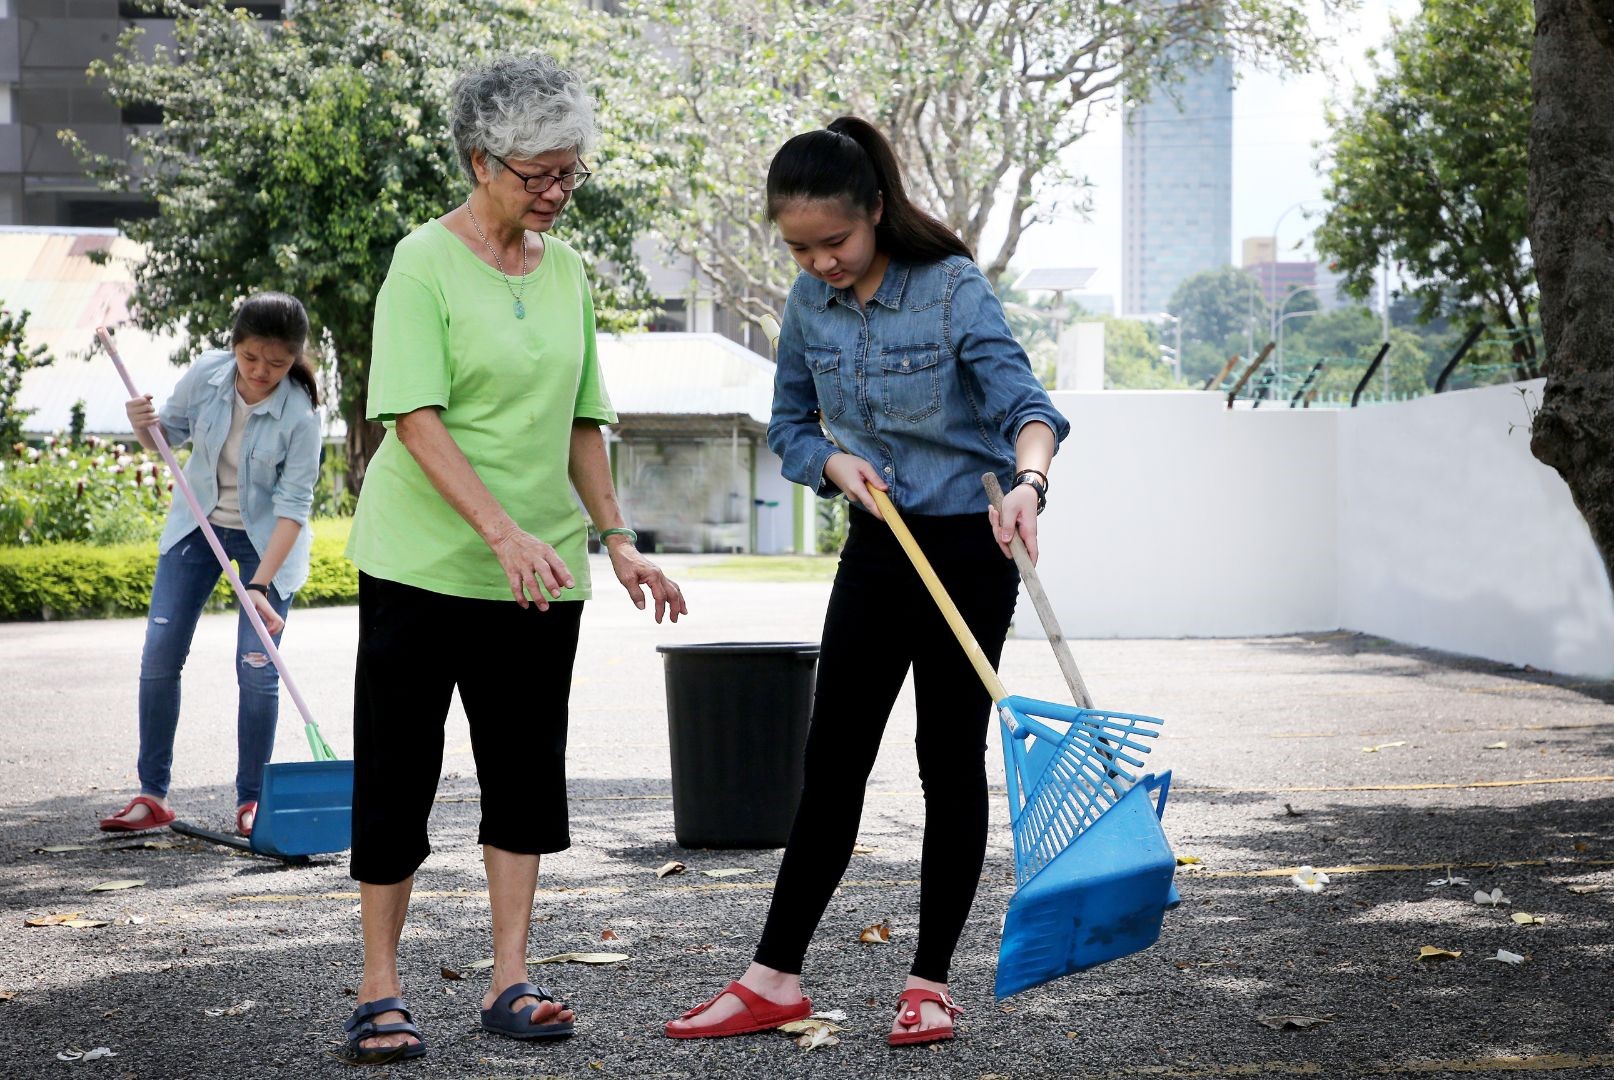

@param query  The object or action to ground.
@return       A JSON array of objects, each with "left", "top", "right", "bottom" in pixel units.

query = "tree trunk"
[
  {"left": 343, "top": 387, "right": 386, "bottom": 498},
  {"left": 1528, "top": 0, "right": 1614, "bottom": 586}
]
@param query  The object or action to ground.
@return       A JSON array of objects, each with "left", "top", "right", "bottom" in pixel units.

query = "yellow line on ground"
[
  {"left": 1098, "top": 1055, "right": 1614, "bottom": 1077},
  {"left": 1185, "top": 858, "right": 1614, "bottom": 880},
  {"left": 1181, "top": 775, "right": 1614, "bottom": 794}
]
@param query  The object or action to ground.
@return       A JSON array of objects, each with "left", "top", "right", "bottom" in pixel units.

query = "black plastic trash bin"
[{"left": 656, "top": 642, "right": 819, "bottom": 848}]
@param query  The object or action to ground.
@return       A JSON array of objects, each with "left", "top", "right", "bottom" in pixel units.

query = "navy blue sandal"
[
  {"left": 332, "top": 997, "right": 427, "bottom": 1066},
  {"left": 480, "top": 982, "right": 575, "bottom": 1040}
]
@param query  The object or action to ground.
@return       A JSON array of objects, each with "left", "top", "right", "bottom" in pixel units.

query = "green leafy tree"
[
  {"left": 1098, "top": 317, "right": 1181, "bottom": 390},
  {"left": 1283, "top": 306, "right": 1431, "bottom": 402},
  {"left": 68, "top": 0, "right": 654, "bottom": 492},
  {"left": 0, "top": 309, "right": 53, "bottom": 448},
  {"left": 623, "top": 0, "right": 1331, "bottom": 322},
  {"left": 1315, "top": 0, "right": 1537, "bottom": 376}
]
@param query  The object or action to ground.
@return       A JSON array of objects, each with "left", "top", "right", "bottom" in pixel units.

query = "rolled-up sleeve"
[
  {"left": 157, "top": 361, "right": 201, "bottom": 447},
  {"left": 948, "top": 265, "right": 1070, "bottom": 448},
  {"left": 270, "top": 410, "right": 321, "bottom": 525},
  {"left": 767, "top": 289, "right": 841, "bottom": 497}
]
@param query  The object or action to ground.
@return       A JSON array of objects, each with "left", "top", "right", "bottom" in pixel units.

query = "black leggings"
[
  {"left": 349, "top": 572, "right": 583, "bottom": 885},
  {"left": 753, "top": 509, "right": 1019, "bottom": 983}
]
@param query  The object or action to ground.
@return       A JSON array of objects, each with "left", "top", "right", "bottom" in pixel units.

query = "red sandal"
[
  {"left": 889, "top": 987, "right": 963, "bottom": 1046},
  {"left": 664, "top": 981, "right": 812, "bottom": 1039},
  {"left": 98, "top": 795, "right": 176, "bottom": 833},
  {"left": 235, "top": 802, "right": 257, "bottom": 838}
]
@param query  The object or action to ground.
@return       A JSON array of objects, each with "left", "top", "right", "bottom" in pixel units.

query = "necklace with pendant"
[{"left": 463, "top": 202, "right": 529, "bottom": 319}]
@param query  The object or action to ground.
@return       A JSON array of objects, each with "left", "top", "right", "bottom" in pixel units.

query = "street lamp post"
[
  {"left": 1253, "top": 199, "right": 1326, "bottom": 352},
  {"left": 1277, "top": 308, "right": 1320, "bottom": 397},
  {"left": 1272, "top": 285, "right": 1321, "bottom": 389}
]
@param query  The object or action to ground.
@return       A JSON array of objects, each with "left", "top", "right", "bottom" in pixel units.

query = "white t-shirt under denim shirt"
[{"left": 207, "top": 391, "right": 256, "bottom": 530}]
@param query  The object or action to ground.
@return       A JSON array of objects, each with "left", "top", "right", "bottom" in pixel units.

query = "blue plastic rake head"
[{"left": 995, "top": 696, "right": 1176, "bottom": 999}]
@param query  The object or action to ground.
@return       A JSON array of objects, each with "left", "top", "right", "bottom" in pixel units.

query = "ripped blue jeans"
[{"left": 138, "top": 526, "right": 293, "bottom": 806}]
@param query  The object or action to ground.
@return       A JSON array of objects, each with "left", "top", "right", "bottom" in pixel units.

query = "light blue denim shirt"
[
  {"left": 156, "top": 349, "right": 322, "bottom": 599},
  {"left": 769, "top": 255, "right": 1070, "bottom": 516}
]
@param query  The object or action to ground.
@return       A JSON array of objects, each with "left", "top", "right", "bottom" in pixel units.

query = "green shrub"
[
  {"left": 0, "top": 516, "right": 357, "bottom": 621},
  {"left": 0, "top": 435, "right": 172, "bottom": 546}
]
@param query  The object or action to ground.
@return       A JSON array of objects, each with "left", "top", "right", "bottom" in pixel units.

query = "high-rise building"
[{"left": 1122, "top": 52, "right": 1234, "bottom": 317}]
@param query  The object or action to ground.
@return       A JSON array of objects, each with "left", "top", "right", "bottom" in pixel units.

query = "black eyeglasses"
[{"left": 489, "top": 154, "right": 592, "bottom": 194}]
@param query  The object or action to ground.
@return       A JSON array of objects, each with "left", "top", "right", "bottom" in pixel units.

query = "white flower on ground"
[
  {"left": 1292, "top": 866, "right": 1330, "bottom": 893},
  {"left": 141, "top": 475, "right": 156, "bottom": 487},
  {"left": 1474, "top": 888, "right": 1510, "bottom": 907}
]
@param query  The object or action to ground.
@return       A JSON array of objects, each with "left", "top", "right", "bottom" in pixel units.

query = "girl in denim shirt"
[
  {"left": 668, "top": 117, "right": 1069, "bottom": 1048},
  {"left": 99, "top": 292, "right": 323, "bottom": 841}
]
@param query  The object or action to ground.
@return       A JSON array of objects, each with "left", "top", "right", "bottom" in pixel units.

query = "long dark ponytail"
[
  {"left": 231, "top": 291, "right": 319, "bottom": 407},
  {"left": 766, "top": 116, "right": 973, "bottom": 265}
]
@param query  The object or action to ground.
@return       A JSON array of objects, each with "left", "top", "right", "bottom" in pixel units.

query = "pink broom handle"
[{"left": 97, "top": 327, "right": 331, "bottom": 758}]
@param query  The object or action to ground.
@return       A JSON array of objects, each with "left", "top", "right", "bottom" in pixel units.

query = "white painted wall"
[
  {"left": 1336, "top": 380, "right": 1614, "bottom": 676},
  {"left": 1023, "top": 383, "right": 1614, "bottom": 678},
  {"left": 1031, "top": 391, "right": 1338, "bottom": 638}
]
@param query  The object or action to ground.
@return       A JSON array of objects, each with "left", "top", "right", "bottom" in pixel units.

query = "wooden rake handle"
[
  {"left": 983, "top": 473, "right": 1094, "bottom": 710},
  {"left": 867, "top": 487, "right": 1010, "bottom": 704}
]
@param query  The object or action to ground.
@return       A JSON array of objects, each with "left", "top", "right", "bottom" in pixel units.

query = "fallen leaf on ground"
[
  {"left": 1416, "top": 946, "right": 1461, "bottom": 962},
  {"left": 851, "top": 844, "right": 877, "bottom": 855},
  {"left": 1283, "top": 804, "right": 1304, "bottom": 817},
  {"left": 699, "top": 868, "right": 755, "bottom": 878},
  {"left": 531, "top": 952, "right": 629, "bottom": 965},
  {"left": 115, "top": 839, "right": 177, "bottom": 851},
  {"left": 24, "top": 913, "right": 107, "bottom": 929},
  {"left": 600, "top": 929, "right": 618, "bottom": 940},
  {"left": 1255, "top": 1014, "right": 1334, "bottom": 1030},
  {"left": 0, "top": 990, "right": 16, "bottom": 1001},
  {"left": 795, "top": 1025, "right": 839, "bottom": 1051},
  {"left": 1510, "top": 912, "right": 1545, "bottom": 926},
  {"left": 461, "top": 958, "right": 495, "bottom": 972},
  {"left": 1567, "top": 884, "right": 1602, "bottom": 895},
  {"left": 1573, "top": 841, "right": 1590, "bottom": 852},
  {"left": 1360, "top": 741, "right": 1406, "bottom": 753},
  {"left": 204, "top": 1000, "right": 255, "bottom": 1017},
  {"left": 809, "top": 1009, "right": 848, "bottom": 1022},
  {"left": 1484, "top": 741, "right": 1509, "bottom": 750},
  {"left": 440, "top": 966, "right": 464, "bottom": 981},
  {"left": 1291, "top": 866, "right": 1329, "bottom": 893},
  {"left": 80, "top": 1048, "right": 116, "bottom": 1061},
  {"left": 655, "top": 861, "right": 685, "bottom": 879},
  {"left": 1474, "top": 888, "right": 1510, "bottom": 907},
  {"left": 1427, "top": 868, "right": 1470, "bottom": 887},
  {"left": 1486, "top": 950, "right": 1526, "bottom": 965},
  {"left": 859, "top": 920, "right": 891, "bottom": 944},
  {"left": 87, "top": 880, "right": 145, "bottom": 893},
  {"left": 33, "top": 845, "right": 87, "bottom": 853},
  {"left": 778, "top": 1018, "right": 847, "bottom": 1036},
  {"left": 1176, "top": 855, "right": 1203, "bottom": 866}
]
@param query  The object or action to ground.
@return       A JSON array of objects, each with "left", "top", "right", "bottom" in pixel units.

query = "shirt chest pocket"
[
  {"left": 247, "top": 446, "right": 284, "bottom": 489},
  {"left": 879, "top": 344, "right": 942, "bottom": 422},
  {"left": 805, "top": 345, "right": 845, "bottom": 422}
]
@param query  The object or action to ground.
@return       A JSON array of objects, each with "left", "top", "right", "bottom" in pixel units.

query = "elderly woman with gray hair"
[{"left": 336, "top": 54, "right": 686, "bottom": 1064}]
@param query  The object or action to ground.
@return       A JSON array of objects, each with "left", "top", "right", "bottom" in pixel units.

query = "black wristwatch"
[
  {"left": 244, "top": 582, "right": 270, "bottom": 596},
  {"left": 1013, "top": 471, "right": 1048, "bottom": 515}
]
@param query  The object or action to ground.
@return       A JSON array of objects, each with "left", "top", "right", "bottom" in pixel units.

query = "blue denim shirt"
[
  {"left": 156, "top": 350, "right": 322, "bottom": 599},
  {"left": 769, "top": 255, "right": 1070, "bottom": 516}
]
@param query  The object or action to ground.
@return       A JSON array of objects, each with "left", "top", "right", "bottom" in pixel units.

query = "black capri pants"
[
  {"left": 349, "top": 572, "right": 583, "bottom": 885},
  {"left": 753, "top": 508, "right": 1019, "bottom": 984}
]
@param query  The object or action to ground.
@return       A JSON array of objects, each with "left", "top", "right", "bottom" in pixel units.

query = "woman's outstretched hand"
[
  {"left": 489, "top": 525, "right": 574, "bottom": 610},
  {"left": 607, "top": 541, "right": 687, "bottom": 623},
  {"left": 823, "top": 453, "right": 889, "bottom": 519}
]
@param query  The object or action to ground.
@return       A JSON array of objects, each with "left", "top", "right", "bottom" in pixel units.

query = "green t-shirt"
[{"left": 346, "top": 219, "right": 616, "bottom": 601}]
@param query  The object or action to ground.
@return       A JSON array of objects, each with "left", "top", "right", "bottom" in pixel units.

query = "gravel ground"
[{"left": 2, "top": 555, "right": 1612, "bottom": 1079}]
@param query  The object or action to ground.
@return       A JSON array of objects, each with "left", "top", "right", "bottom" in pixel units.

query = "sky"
[{"left": 998, "top": 0, "right": 1421, "bottom": 303}]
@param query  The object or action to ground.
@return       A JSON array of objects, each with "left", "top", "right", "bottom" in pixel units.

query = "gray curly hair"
[{"left": 450, "top": 54, "right": 596, "bottom": 186}]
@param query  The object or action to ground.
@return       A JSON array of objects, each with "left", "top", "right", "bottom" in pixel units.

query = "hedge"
[{"left": 0, "top": 517, "right": 357, "bottom": 621}]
